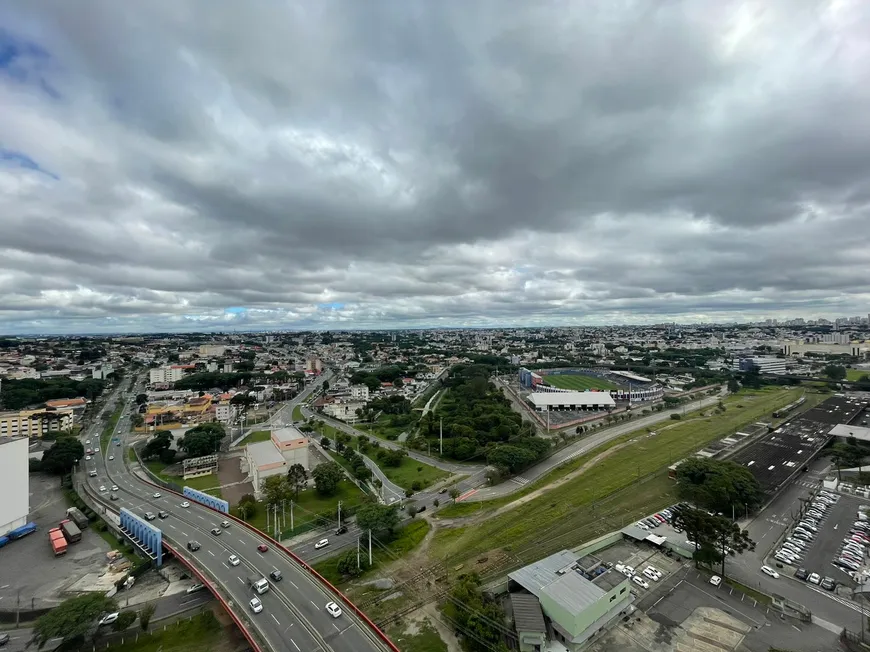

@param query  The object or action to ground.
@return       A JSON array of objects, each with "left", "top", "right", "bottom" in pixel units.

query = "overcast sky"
[{"left": 1, "top": 1, "right": 869, "bottom": 335}]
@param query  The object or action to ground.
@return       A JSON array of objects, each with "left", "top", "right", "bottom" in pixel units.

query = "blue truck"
[
  {"left": 0, "top": 535, "right": 9, "bottom": 549},
  {"left": 7, "top": 522, "right": 37, "bottom": 540}
]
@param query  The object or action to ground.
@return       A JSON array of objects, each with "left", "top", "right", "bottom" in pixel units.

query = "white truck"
[{"left": 248, "top": 576, "right": 269, "bottom": 595}]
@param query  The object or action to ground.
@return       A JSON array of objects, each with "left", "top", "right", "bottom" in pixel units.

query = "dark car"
[
  {"left": 109, "top": 493, "right": 119, "bottom": 501},
  {"left": 794, "top": 568, "right": 809, "bottom": 580},
  {"left": 158, "top": 511, "right": 169, "bottom": 519},
  {"left": 0, "top": 631, "right": 9, "bottom": 646},
  {"left": 257, "top": 544, "right": 268, "bottom": 553},
  {"left": 821, "top": 577, "right": 836, "bottom": 591},
  {"left": 270, "top": 570, "right": 283, "bottom": 582},
  {"left": 335, "top": 526, "right": 348, "bottom": 535},
  {"left": 187, "top": 541, "right": 201, "bottom": 552}
]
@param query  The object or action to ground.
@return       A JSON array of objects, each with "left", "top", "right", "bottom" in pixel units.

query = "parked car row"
[
  {"left": 831, "top": 517, "right": 870, "bottom": 575},
  {"left": 774, "top": 491, "right": 838, "bottom": 567},
  {"left": 614, "top": 562, "right": 663, "bottom": 591},
  {"left": 635, "top": 503, "right": 689, "bottom": 533},
  {"left": 794, "top": 567, "right": 837, "bottom": 591}
]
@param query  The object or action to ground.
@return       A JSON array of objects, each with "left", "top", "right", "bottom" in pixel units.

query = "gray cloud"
[{"left": 0, "top": 0, "right": 869, "bottom": 334}]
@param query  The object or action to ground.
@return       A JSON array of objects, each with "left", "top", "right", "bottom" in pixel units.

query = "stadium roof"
[
  {"left": 610, "top": 370, "right": 652, "bottom": 383},
  {"left": 528, "top": 392, "right": 615, "bottom": 408}
]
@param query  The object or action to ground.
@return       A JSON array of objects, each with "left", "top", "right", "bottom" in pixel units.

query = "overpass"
[{"left": 79, "top": 376, "right": 397, "bottom": 652}]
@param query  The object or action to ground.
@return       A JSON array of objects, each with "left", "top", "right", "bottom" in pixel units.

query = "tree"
[
  {"left": 727, "top": 378, "right": 740, "bottom": 393},
  {"left": 356, "top": 502, "right": 400, "bottom": 535},
  {"left": 178, "top": 423, "right": 225, "bottom": 457},
  {"left": 113, "top": 610, "right": 137, "bottom": 631},
  {"left": 287, "top": 464, "right": 308, "bottom": 500},
  {"left": 823, "top": 365, "right": 847, "bottom": 381},
  {"left": 672, "top": 507, "right": 754, "bottom": 578},
  {"left": 138, "top": 603, "right": 156, "bottom": 631},
  {"left": 675, "top": 457, "right": 762, "bottom": 515},
  {"left": 41, "top": 436, "right": 85, "bottom": 475},
  {"left": 142, "top": 430, "right": 173, "bottom": 460},
  {"left": 449, "top": 487, "right": 461, "bottom": 502},
  {"left": 406, "top": 503, "right": 418, "bottom": 518},
  {"left": 237, "top": 494, "right": 258, "bottom": 520},
  {"left": 444, "top": 573, "right": 508, "bottom": 652},
  {"left": 130, "top": 413, "right": 144, "bottom": 428},
  {"left": 32, "top": 594, "right": 117, "bottom": 649},
  {"left": 311, "top": 461, "right": 344, "bottom": 496},
  {"left": 135, "top": 393, "right": 148, "bottom": 405},
  {"left": 261, "top": 476, "right": 292, "bottom": 507}
]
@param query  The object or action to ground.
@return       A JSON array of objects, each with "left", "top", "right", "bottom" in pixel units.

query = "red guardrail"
[
  {"left": 132, "top": 470, "right": 400, "bottom": 652},
  {"left": 162, "top": 540, "right": 263, "bottom": 652}
]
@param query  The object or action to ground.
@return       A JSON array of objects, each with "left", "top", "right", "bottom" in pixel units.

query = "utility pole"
[
  {"left": 290, "top": 501, "right": 294, "bottom": 531},
  {"left": 439, "top": 418, "right": 443, "bottom": 455},
  {"left": 281, "top": 500, "right": 286, "bottom": 530},
  {"left": 337, "top": 500, "right": 342, "bottom": 529},
  {"left": 368, "top": 529, "right": 372, "bottom": 566},
  {"left": 357, "top": 536, "right": 361, "bottom": 570}
]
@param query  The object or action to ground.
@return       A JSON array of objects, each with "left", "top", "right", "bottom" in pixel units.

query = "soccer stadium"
[{"left": 518, "top": 367, "right": 665, "bottom": 404}]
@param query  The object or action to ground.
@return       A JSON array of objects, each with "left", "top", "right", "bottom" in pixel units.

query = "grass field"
[
  {"left": 238, "top": 430, "right": 272, "bottom": 445},
  {"left": 144, "top": 461, "right": 222, "bottom": 497},
  {"left": 387, "top": 617, "right": 447, "bottom": 652},
  {"left": 314, "top": 520, "right": 430, "bottom": 585},
  {"left": 431, "top": 387, "right": 803, "bottom": 563},
  {"left": 847, "top": 369, "right": 870, "bottom": 381},
  {"left": 542, "top": 373, "right": 619, "bottom": 391},
  {"left": 379, "top": 454, "right": 449, "bottom": 491},
  {"left": 105, "top": 611, "right": 226, "bottom": 652},
  {"left": 292, "top": 404, "right": 303, "bottom": 421}
]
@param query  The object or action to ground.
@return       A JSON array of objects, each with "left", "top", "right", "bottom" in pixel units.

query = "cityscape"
[{"left": 2, "top": 2, "right": 870, "bottom": 652}]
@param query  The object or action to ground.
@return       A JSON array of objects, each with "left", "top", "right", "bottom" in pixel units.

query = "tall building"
[
  {"left": 149, "top": 366, "right": 186, "bottom": 384},
  {"left": 349, "top": 384, "right": 370, "bottom": 401},
  {"left": 0, "top": 437, "right": 29, "bottom": 535}
]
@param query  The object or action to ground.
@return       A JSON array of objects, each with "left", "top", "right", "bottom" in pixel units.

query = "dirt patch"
[{"left": 216, "top": 457, "right": 252, "bottom": 506}]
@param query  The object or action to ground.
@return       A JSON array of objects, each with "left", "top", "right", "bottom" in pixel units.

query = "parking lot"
[
  {"left": 0, "top": 473, "right": 112, "bottom": 611},
  {"left": 593, "top": 538, "right": 686, "bottom": 597}
]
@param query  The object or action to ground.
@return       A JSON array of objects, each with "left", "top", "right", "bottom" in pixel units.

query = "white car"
[
  {"left": 180, "top": 501, "right": 190, "bottom": 508},
  {"left": 808, "top": 573, "right": 821, "bottom": 585},
  {"left": 94, "top": 447, "right": 100, "bottom": 452},
  {"left": 111, "top": 485, "right": 118, "bottom": 491},
  {"left": 624, "top": 565, "right": 635, "bottom": 576},
  {"left": 152, "top": 492, "right": 162, "bottom": 498},
  {"left": 761, "top": 565, "right": 779, "bottom": 579},
  {"left": 636, "top": 522, "right": 649, "bottom": 531},
  {"left": 314, "top": 539, "right": 330, "bottom": 550},
  {"left": 642, "top": 567, "right": 660, "bottom": 582},
  {"left": 646, "top": 565, "right": 663, "bottom": 580},
  {"left": 86, "top": 439, "right": 91, "bottom": 445},
  {"left": 108, "top": 455, "right": 114, "bottom": 461},
  {"left": 228, "top": 555, "right": 240, "bottom": 567},
  {"left": 85, "top": 455, "right": 92, "bottom": 461},
  {"left": 99, "top": 485, "right": 107, "bottom": 492},
  {"left": 249, "top": 597, "right": 263, "bottom": 614},
  {"left": 632, "top": 576, "right": 649, "bottom": 589},
  {"left": 709, "top": 575, "right": 722, "bottom": 587},
  {"left": 98, "top": 612, "right": 119, "bottom": 626},
  {"left": 325, "top": 601, "right": 342, "bottom": 618}
]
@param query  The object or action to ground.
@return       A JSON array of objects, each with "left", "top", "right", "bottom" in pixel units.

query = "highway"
[{"left": 79, "top": 377, "right": 393, "bottom": 652}]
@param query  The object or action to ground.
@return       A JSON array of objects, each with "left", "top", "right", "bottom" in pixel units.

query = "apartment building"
[
  {"left": 149, "top": 366, "right": 186, "bottom": 384},
  {"left": 349, "top": 384, "right": 370, "bottom": 401},
  {"left": 215, "top": 403, "right": 239, "bottom": 423},
  {"left": 0, "top": 407, "right": 74, "bottom": 438}
]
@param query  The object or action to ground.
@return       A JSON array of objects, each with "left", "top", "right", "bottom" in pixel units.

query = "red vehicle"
[
  {"left": 49, "top": 528, "right": 68, "bottom": 556},
  {"left": 257, "top": 544, "right": 268, "bottom": 553}
]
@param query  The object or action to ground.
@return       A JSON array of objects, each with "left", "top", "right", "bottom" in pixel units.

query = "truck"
[
  {"left": 7, "top": 522, "right": 37, "bottom": 540},
  {"left": 66, "top": 507, "right": 89, "bottom": 530},
  {"left": 49, "top": 528, "right": 68, "bottom": 556},
  {"left": 59, "top": 519, "right": 82, "bottom": 544},
  {"left": 0, "top": 535, "right": 9, "bottom": 550},
  {"left": 247, "top": 576, "right": 270, "bottom": 595}
]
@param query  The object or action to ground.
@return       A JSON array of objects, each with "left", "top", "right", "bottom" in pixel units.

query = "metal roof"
[
  {"left": 509, "top": 550, "right": 578, "bottom": 596},
  {"left": 246, "top": 440, "right": 285, "bottom": 467},
  {"left": 508, "top": 550, "right": 606, "bottom": 616},
  {"left": 541, "top": 572, "right": 606, "bottom": 615},
  {"left": 510, "top": 593, "right": 546, "bottom": 634},
  {"left": 528, "top": 392, "right": 616, "bottom": 408}
]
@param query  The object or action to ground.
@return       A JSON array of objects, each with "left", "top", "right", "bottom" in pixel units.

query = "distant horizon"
[{"left": 2, "top": 313, "right": 868, "bottom": 339}]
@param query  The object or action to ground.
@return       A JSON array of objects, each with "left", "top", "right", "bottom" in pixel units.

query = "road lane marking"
[
  {"left": 208, "top": 550, "right": 215, "bottom": 557},
  {"left": 271, "top": 614, "right": 280, "bottom": 625},
  {"left": 290, "top": 581, "right": 299, "bottom": 590},
  {"left": 239, "top": 539, "right": 246, "bottom": 546},
  {"left": 181, "top": 531, "right": 188, "bottom": 536},
  {"left": 310, "top": 600, "right": 317, "bottom": 608},
  {"left": 237, "top": 577, "right": 244, "bottom": 584}
]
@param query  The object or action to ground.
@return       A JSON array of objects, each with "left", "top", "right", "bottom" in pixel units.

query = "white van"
[{"left": 248, "top": 576, "right": 269, "bottom": 595}]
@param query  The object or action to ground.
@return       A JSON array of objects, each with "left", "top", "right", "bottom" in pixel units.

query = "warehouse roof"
[
  {"left": 509, "top": 550, "right": 606, "bottom": 616},
  {"left": 510, "top": 593, "right": 546, "bottom": 634},
  {"left": 246, "top": 440, "right": 285, "bottom": 468},
  {"left": 528, "top": 392, "right": 615, "bottom": 408}
]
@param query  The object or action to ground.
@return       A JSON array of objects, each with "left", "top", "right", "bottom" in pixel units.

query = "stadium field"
[{"left": 542, "top": 374, "right": 619, "bottom": 391}]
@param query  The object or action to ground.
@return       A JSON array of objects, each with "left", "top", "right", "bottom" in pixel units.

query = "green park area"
[
  {"left": 432, "top": 387, "right": 804, "bottom": 564},
  {"left": 847, "top": 368, "right": 870, "bottom": 381},
  {"left": 357, "top": 412, "right": 417, "bottom": 441},
  {"left": 314, "top": 519, "right": 430, "bottom": 585},
  {"left": 143, "top": 460, "right": 222, "bottom": 497},
  {"left": 105, "top": 611, "right": 226, "bottom": 652},
  {"left": 542, "top": 373, "right": 619, "bottom": 391},
  {"left": 238, "top": 429, "right": 272, "bottom": 445},
  {"left": 231, "top": 479, "right": 367, "bottom": 538},
  {"left": 387, "top": 618, "right": 447, "bottom": 652},
  {"left": 292, "top": 404, "right": 303, "bottom": 421}
]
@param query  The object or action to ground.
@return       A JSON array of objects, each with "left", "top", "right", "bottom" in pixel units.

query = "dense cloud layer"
[{"left": 1, "top": 1, "right": 869, "bottom": 334}]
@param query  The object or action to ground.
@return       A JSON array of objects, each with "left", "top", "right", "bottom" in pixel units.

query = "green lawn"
[
  {"left": 292, "top": 404, "right": 303, "bottom": 421},
  {"left": 378, "top": 454, "right": 449, "bottom": 491},
  {"left": 431, "top": 387, "right": 803, "bottom": 562},
  {"left": 387, "top": 616, "right": 447, "bottom": 652},
  {"left": 358, "top": 413, "right": 419, "bottom": 441},
  {"left": 238, "top": 430, "right": 272, "bottom": 445},
  {"left": 847, "top": 369, "right": 870, "bottom": 381},
  {"left": 104, "top": 611, "right": 224, "bottom": 652},
  {"left": 314, "top": 520, "right": 430, "bottom": 585},
  {"left": 143, "top": 461, "right": 222, "bottom": 498},
  {"left": 542, "top": 373, "right": 618, "bottom": 391},
  {"left": 232, "top": 480, "right": 367, "bottom": 538}
]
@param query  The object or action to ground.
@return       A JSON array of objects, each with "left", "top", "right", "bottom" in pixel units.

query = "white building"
[
  {"left": 323, "top": 400, "right": 366, "bottom": 424},
  {"left": 243, "top": 441, "right": 288, "bottom": 498},
  {"left": 732, "top": 356, "right": 788, "bottom": 375},
  {"left": 270, "top": 427, "right": 310, "bottom": 468},
  {"left": 0, "top": 437, "right": 29, "bottom": 535},
  {"left": 349, "top": 384, "right": 370, "bottom": 401},
  {"left": 199, "top": 344, "right": 227, "bottom": 357},
  {"left": 215, "top": 403, "right": 239, "bottom": 423},
  {"left": 528, "top": 392, "right": 616, "bottom": 412},
  {"left": 149, "top": 366, "right": 185, "bottom": 384}
]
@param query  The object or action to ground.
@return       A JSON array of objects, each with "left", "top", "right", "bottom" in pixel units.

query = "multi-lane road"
[{"left": 79, "top": 377, "right": 393, "bottom": 652}]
